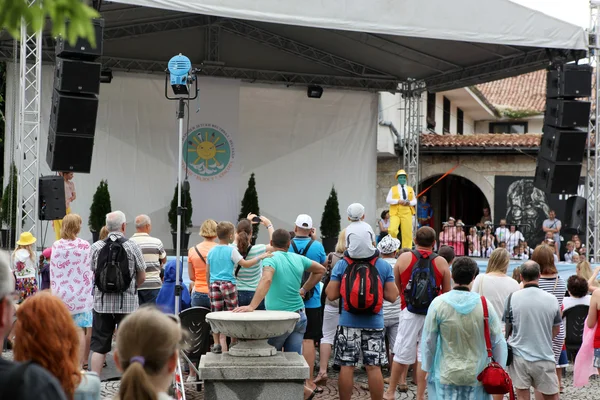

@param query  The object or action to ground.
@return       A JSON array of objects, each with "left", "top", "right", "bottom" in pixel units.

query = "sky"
[{"left": 512, "top": 0, "right": 589, "bottom": 28}]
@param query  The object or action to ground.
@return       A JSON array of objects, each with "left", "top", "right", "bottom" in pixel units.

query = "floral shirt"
[{"left": 13, "top": 249, "right": 36, "bottom": 279}]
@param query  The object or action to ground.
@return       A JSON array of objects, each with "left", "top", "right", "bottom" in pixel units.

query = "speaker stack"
[
  {"left": 534, "top": 63, "right": 592, "bottom": 195},
  {"left": 38, "top": 176, "right": 67, "bottom": 221},
  {"left": 47, "top": 19, "right": 104, "bottom": 173}
]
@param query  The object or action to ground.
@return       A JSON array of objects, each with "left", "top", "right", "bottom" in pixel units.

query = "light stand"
[{"left": 165, "top": 57, "right": 200, "bottom": 399}]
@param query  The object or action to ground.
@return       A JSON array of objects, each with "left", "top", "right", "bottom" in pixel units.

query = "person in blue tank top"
[{"left": 206, "top": 221, "right": 271, "bottom": 354}]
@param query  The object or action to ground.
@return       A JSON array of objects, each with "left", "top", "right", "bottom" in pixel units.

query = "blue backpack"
[{"left": 404, "top": 250, "right": 439, "bottom": 315}]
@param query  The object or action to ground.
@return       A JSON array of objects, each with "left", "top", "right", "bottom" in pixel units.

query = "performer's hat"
[{"left": 395, "top": 169, "right": 408, "bottom": 179}]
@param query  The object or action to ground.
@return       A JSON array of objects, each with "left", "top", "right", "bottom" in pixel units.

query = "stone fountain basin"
[{"left": 206, "top": 310, "right": 299, "bottom": 340}]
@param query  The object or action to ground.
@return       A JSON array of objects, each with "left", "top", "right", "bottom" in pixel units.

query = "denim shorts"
[
  {"left": 594, "top": 348, "right": 600, "bottom": 368},
  {"left": 191, "top": 292, "right": 211, "bottom": 308},
  {"left": 73, "top": 311, "right": 93, "bottom": 328},
  {"left": 268, "top": 309, "right": 307, "bottom": 355}
]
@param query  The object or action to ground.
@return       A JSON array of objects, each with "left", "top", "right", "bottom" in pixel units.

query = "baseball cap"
[
  {"left": 377, "top": 235, "right": 400, "bottom": 255},
  {"left": 295, "top": 214, "right": 313, "bottom": 230},
  {"left": 347, "top": 203, "right": 365, "bottom": 221}
]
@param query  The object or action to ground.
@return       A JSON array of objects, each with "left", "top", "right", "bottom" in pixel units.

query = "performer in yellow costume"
[
  {"left": 386, "top": 169, "right": 416, "bottom": 248},
  {"left": 53, "top": 172, "right": 76, "bottom": 240}
]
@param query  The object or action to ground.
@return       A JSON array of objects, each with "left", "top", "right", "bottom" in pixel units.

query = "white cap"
[
  {"left": 295, "top": 214, "right": 313, "bottom": 230},
  {"left": 347, "top": 203, "right": 365, "bottom": 221}
]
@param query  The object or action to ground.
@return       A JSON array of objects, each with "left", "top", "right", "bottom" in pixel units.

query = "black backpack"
[
  {"left": 404, "top": 250, "right": 439, "bottom": 315},
  {"left": 95, "top": 237, "right": 132, "bottom": 309},
  {"left": 290, "top": 239, "right": 316, "bottom": 301}
]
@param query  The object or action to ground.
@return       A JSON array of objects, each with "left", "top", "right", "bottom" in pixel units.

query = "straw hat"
[{"left": 16, "top": 232, "right": 37, "bottom": 246}]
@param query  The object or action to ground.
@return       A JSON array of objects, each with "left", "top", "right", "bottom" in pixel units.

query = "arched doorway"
[{"left": 420, "top": 174, "right": 489, "bottom": 234}]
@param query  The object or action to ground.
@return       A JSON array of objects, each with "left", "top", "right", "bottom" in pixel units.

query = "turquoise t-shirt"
[
  {"left": 262, "top": 251, "right": 312, "bottom": 312},
  {"left": 207, "top": 245, "right": 242, "bottom": 284}
]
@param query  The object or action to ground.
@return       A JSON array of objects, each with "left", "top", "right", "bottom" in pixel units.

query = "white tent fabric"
[
  {"left": 112, "top": 0, "right": 587, "bottom": 50},
  {"left": 4, "top": 64, "right": 377, "bottom": 247}
]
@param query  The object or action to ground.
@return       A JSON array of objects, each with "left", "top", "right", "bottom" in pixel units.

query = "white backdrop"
[{"left": 4, "top": 64, "right": 377, "bottom": 248}]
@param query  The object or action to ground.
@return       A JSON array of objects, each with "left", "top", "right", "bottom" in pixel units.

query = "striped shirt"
[
  {"left": 90, "top": 232, "right": 146, "bottom": 314},
  {"left": 230, "top": 243, "right": 267, "bottom": 291},
  {"left": 538, "top": 276, "right": 567, "bottom": 363},
  {"left": 130, "top": 233, "right": 167, "bottom": 290}
]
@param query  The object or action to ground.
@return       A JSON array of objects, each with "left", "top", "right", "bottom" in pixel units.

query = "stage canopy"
[{"left": 0, "top": 0, "right": 589, "bottom": 92}]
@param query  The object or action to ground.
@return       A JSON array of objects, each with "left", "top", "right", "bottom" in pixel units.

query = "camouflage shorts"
[{"left": 333, "top": 326, "right": 387, "bottom": 367}]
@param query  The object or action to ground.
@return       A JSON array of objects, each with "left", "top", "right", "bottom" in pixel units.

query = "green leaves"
[
  {"left": 320, "top": 186, "right": 341, "bottom": 239},
  {"left": 239, "top": 173, "right": 260, "bottom": 241},
  {"left": 89, "top": 180, "right": 111, "bottom": 232},
  {"left": 0, "top": 0, "right": 100, "bottom": 46}
]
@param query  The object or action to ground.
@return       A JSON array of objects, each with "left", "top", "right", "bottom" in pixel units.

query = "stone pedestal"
[{"left": 199, "top": 352, "right": 308, "bottom": 400}]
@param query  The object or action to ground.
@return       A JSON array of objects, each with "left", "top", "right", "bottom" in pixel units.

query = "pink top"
[
  {"left": 50, "top": 237, "right": 93, "bottom": 314},
  {"left": 65, "top": 180, "right": 75, "bottom": 208}
]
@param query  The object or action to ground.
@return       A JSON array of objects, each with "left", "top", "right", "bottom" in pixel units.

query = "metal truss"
[
  {"left": 426, "top": 49, "right": 586, "bottom": 92},
  {"left": 16, "top": 2, "right": 42, "bottom": 237},
  {"left": 104, "top": 15, "right": 213, "bottom": 40},
  {"left": 401, "top": 79, "right": 425, "bottom": 191},
  {"left": 205, "top": 24, "right": 220, "bottom": 62},
  {"left": 587, "top": 3, "right": 600, "bottom": 261},
  {"left": 216, "top": 19, "right": 396, "bottom": 79}
]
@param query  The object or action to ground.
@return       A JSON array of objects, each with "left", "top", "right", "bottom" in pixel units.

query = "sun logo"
[{"left": 184, "top": 126, "right": 233, "bottom": 179}]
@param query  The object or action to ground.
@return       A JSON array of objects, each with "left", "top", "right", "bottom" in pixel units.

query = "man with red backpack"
[
  {"left": 326, "top": 215, "right": 399, "bottom": 400},
  {"left": 384, "top": 226, "right": 451, "bottom": 400}
]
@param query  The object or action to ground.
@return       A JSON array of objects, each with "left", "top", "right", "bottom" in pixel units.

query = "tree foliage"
[
  {"left": 168, "top": 184, "right": 193, "bottom": 232},
  {"left": 320, "top": 186, "right": 341, "bottom": 239},
  {"left": 0, "top": 0, "right": 100, "bottom": 46},
  {"left": 1, "top": 162, "right": 17, "bottom": 229},
  {"left": 239, "top": 173, "right": 260, "bottom": 240},
  {"left": 88, "top": 180, "right": 111, "bottom": 232}
]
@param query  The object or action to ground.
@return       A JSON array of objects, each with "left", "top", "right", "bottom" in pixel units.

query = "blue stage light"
[{"left": 168, "top": 54, "right": 192, "bottom": 95}]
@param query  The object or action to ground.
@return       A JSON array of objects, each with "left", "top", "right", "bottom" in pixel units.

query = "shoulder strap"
[
  {"left": 505, "top": 292, "right": 514, "bottom": 339},
  {"left": 302, "top": 240, "right": 315, "bottom": 256},
  {"left": 235, "top": 245, "right": 255, "bottom": 278},
  {"left": 326, "top": 253, "right": 334, "bottom": 269},
  {"left": 552, "top": 277, "right": 559, "bottom": 294},
  {"left": 244, "top": 245, "right": 254, "bottom": 260},
  {"left": 193, "top": 246, "right": 206, "bottom": 264},
  {"left": 481, "top": 296, "right": 493, "bottom": 359},
  {"left": 290, "top": 240, "right": 300, "bottom": 254}
]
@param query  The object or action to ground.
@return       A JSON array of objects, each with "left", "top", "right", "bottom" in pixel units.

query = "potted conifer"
[
  {"left": 320, "top": 186, "right": 341, "bottom": 253},
  {"left": 168, "top": 183, "right": 193, "bottom": 251},
  {"left": 88, "top": 180, "right": 112, "bottom": 242},
  {"left": 0, "top": 162, "right": 18, "bottom": 248},
  {"left": 238, "top": 173, "right": 260, "bottom": 244}
]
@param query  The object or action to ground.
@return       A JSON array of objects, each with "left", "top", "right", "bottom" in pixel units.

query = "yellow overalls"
[{"left": 389, "top": 185, "right": 415, "bottom": 248}]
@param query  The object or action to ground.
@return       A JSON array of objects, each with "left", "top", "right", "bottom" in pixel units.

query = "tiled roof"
[
  {"left": 420, "top": 133, "right": 541, "bottom": 148},
  {"left": 475, "top": 70, "right": 546, "bottom": 113}
]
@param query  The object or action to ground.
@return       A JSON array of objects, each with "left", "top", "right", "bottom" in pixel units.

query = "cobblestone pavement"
[
  {"left": 3, "top": 350, "right": 598, "bottom": 399},
  {"left": 99, "top": 365, "right": 600, "bottom": 400}
]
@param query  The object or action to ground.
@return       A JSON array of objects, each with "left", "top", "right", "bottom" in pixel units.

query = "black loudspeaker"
[
  {"left": 547, "top": 65, "right": 593, "bottom": 98},
  {"left": 534, "top": 157, "right": 582, "bottom": 194},
  {"left": 539, "top": 126, "right": 587, "bottom": 163},
  {"left": 49, "top": 89, "right": 98, "bottom": 136},
  {"left": 563, "top": 196, "right": 587, "bottom": 234},
  {"left": 54, "top": 58, "right": 101, "bottom": 95},
  {"left": 545, "top": 98, "right": 591, "bottom": 128},
  {"left": 55, "top": 19, "right": 104, "bottom": 61},
  {"left": 39, "top": 176, "right": 66, "bottom": 221},
  {"left": 46, "top": 129, "right": 95, "bottom": 173}
]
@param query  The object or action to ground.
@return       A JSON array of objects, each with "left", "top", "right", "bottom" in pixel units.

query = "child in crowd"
[
  {"left": 38, "top": 247, "right": 52, "bottom": 291},
  {"left": 468, "top": 243, "right": 481, "bottom": 257},
  {"left": 12, "top": 232, "right": 38, "bottom": 303},
  {"left": 482, "top": 237, "right": 494, "bottom": 258},
  {"left": 206, "top": 221, "right": 271, "bottom": 353},
  {"left": 115, "top": 307, "right": 184, "bottom": 400},
  {"left": 522, "top": 241, "right": 533, "bottom": 258},
  {"left": 565, "top": 241, "right": 578, "bottom": 263},
  {"left": 572, "top": 253, "right": 581, "bottom": 263},
  {"left": 156, "top": 259, "right": 191, "bottom": 315},
  {"left": 512, "top": 266, "right": 522, "bottom": 284},
  {"left": 454, "top": 220, "right": 465, "bottom": 256},
  {"left": 513, "top": 245, "right": 528, "bottom": 260},
  {"left": 345, "top": 203, "right": 377, "bottom": 258}
]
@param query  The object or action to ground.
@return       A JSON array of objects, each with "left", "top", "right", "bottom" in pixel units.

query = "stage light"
[
  {"left": 307, "top": 85, "right": 323, "bottom": 99},
  {"left": 168, "top": 54, "right": 192, "bottom": 96},
  {"left": 100, "top": 68, "right": 112, "bottom": 83}
]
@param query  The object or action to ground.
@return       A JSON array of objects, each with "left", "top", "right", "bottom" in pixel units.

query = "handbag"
[{"left": 477, "top": 296, "right": 515, "bottom": 400}]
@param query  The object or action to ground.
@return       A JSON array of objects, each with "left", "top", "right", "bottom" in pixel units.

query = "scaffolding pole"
[
  {"left": 16, "top": 1, "right": 42, "bottom": 238},
  {"left": 401, "top": 79, "right": 425, "bottom": 191}
]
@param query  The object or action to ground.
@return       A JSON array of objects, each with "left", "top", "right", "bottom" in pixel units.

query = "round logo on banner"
[{"left": 183, "top": 124, "right": 234, "bottom": 180}]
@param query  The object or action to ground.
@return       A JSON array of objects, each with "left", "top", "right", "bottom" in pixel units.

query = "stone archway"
[{"left": 419, "top": 170, "right": 491, "bottom": 234}]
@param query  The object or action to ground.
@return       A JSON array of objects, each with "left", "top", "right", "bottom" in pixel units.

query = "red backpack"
[{"left": 340, "top": 257, "right": 383, "bottom": 314}]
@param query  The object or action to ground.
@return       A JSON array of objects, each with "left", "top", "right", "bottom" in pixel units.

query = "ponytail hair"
[
  {"left": 236, "top": 219, "right": 253, "bottom": 257},
  {"left": 117, "top": 308, "right": 183, "bottom": 400}
]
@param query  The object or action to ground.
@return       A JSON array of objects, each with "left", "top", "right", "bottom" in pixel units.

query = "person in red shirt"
[{"left": 384, "top": 227, "right": 451, "bottom": 400}]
